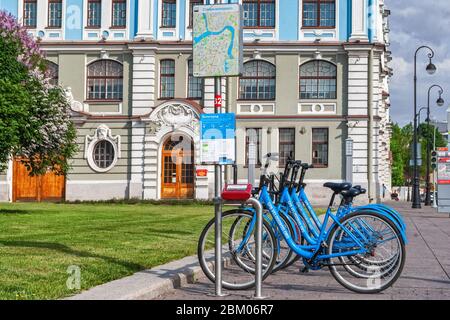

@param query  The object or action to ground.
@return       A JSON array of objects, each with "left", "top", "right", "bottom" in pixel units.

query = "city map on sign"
[{"left": 193, "top": 4, "right": 243, "bottom": 77}]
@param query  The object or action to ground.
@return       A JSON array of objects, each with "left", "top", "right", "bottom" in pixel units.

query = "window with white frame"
[
  {"left": 162, "top": 0, "right": 177, "bottom": 28},
  {"left": 302, "top": 0, "right": 336, "bottom": 28},
  {"left": 48, "top": 0, "right": 62, "bottom": 28},
  {"left": 243, "top": 0, "right": 275, "bottom": 28},
  {"left": 112, "top": 0, "right": 127, "bottom": 28},
  {"left": 23, "top": 0, "right": 37, "bottom": 28},
  {"left": 87, "top": 0, "right": 102, "bottom": 28}
]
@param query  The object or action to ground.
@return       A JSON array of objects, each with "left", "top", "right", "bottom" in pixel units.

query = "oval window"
[{"left": 93, "top": 140, "right": 115, "bottom": 170}]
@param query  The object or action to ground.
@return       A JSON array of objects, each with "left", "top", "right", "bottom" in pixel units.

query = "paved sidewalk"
[{"left": 151, "top": 202, "right": 450, "bottom": 300}]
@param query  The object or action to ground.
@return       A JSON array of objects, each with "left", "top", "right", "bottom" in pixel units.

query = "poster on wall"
[{"left": 200, "top": 113, "right": 236, "bottom": 165}]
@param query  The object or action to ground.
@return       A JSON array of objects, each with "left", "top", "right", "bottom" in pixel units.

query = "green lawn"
[{"left": 0, "top": 202, "right": 215, "bottom": 300}]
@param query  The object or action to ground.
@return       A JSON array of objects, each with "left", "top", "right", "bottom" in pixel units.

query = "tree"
[
  {"left": 0, "top": 11, "right": 77, "bottom": 175},
  {"left": 390, "top": 121, "right": 447, "bottom": 186},
  {"left": 391, "top": 123, "right": 413, "bottom": 186}
]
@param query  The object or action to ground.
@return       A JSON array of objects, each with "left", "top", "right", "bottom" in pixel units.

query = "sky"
[{"left": 388, "top": 0, "right": 450, "bottom": 126}]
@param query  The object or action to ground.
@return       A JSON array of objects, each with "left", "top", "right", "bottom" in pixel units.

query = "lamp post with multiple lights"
[{"left": 412, "top": 46, "right": 437, "bottom": 209}]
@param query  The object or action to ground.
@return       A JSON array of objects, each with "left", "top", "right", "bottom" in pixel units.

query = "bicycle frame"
[{"left": 259, "top": 185, "right": 370, "bottom": 261}]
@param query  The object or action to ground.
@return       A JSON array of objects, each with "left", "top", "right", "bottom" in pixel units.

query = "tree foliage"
[
  {"left": 0, "top": 11, "right": 77, "bottom": 175},
  {"left": 390, "top": 121, "right": 447, "bottom": 186}
]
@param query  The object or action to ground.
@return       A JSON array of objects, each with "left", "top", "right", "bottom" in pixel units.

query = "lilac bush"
[{"left": 0, "top": 10, "right": 77, "bottom": 175}]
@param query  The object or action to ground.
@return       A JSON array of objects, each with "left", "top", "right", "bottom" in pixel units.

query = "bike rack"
[{"left": 221, "top": 184, "right": 266, "bottom": 299}]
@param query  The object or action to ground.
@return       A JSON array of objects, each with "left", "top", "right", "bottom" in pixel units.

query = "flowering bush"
[{"left": 0, "top": 10, "right": 77, "bottom": 175}]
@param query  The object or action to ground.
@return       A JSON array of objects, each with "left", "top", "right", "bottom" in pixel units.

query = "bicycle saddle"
[
  {"left": 341, "top": 188, "right": 362, "bottom": 198},
  {"left": 352, "top": 185, "right": 367, "bottom": 194},
  {"left": 323, "top": 182, "right": 352, "bottom": 193}
]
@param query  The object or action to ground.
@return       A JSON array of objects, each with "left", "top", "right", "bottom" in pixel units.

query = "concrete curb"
[{"left": 66, "top": 254, "right": 205, "bottom": 300}]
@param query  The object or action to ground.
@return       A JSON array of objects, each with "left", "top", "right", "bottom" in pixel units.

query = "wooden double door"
[
  {"left": 13, "top": 159, "right": 65, "bottom": 202},
  {"left": 161, "top": 136, "right": 195, "bottom": 199}
]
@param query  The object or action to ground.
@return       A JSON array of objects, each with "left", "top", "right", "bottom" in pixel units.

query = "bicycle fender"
[
  {"left": 355, "top": 204, "right": 406, "bottom": 231},
  {"left": 351, "top": 208, "right": 408, "bottom": 244}
]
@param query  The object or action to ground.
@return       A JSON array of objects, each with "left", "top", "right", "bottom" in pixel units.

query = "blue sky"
[{"left": 389, "top": 0, "right": 450, "bottom": 125}]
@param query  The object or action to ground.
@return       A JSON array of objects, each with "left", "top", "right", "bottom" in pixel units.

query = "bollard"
[{"left": 245, "top": 197, "right": 266, "bottom": 299}]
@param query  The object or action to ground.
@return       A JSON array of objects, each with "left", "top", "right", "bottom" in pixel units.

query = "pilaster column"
[
  {"left": 135, "top": 0, "right": 153, "bottom": 39},
  {"left": 350, "top": 0, "right": 369, "bottom": 41}
]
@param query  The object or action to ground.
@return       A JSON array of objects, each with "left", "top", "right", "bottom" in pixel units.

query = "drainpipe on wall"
[{"left": 368, "top": 47, "right": 375, "bottom": 203}]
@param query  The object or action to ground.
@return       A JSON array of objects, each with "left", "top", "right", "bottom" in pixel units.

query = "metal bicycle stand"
[{"left": 245, "top": 197, "right": 266, "bottom": 299}]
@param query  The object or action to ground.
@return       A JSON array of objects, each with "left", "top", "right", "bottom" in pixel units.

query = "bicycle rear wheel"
[
  {"left": 327, "top": 211, "right": 405, "bottom": 293},
  {"left": 197, "top": 210, "right": 277, "bottom": 290}
]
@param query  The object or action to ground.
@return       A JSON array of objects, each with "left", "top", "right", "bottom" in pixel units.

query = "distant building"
[{"left": 0, "top": 0, "right": 392, "bottom": 203}]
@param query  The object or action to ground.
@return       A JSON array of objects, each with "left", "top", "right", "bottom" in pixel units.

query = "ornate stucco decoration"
[
  {"left": 85, "top": 125, "right": 121, "bottom": 173},
  {"left": 146, "top": 102, "right": 200, "bottom": 136},
  {"left": 64, "top": 87, "right": 83, "bottom": 112}
]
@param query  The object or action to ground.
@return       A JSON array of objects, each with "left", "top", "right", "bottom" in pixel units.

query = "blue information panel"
[{"left": 200, "top": 113, "right": 236, "bottom": 165}]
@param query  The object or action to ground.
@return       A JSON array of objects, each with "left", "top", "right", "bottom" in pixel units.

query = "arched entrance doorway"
[{"left": 161, "top": 134, "right": 195, "bottom": 199}]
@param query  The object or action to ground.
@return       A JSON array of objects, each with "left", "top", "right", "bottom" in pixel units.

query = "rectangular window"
[
  {"left": 87, "top": 0, "right": 102, "bottom": 27},
  {"left": 312, "top": 128, "right": 329, "bottom": 167},
  {"left": 112, "top": 0, "right": 127, "bottom": 28},
  {"left": 279, "top": 128, "right": 295, "bottom": 167},
  {"left": 160, "top": 60, "right": 175, "bottom": 99},
  {"left": 188, "top": 60, "right": 203, "bottom": 99},
  {"left": 162, "top": 0, "right": 177, "bottom": 28},
  {"left": 243, "top": 0, "right": 275, "bottom": 28},
  {"left": 246, "top": 128, "right": 262, "bottom": 166},
  {"left": 23, "top": 0, "right": 37, "bottom": 28},
  {"left": 189, "top": 0, "right": 203, "bottom": 28},
  {"left": 48, "top": 0, "right": 63, "bottom": 28},
  {"left": 303, "top": 0, "right": 335, "bottom": 28}
]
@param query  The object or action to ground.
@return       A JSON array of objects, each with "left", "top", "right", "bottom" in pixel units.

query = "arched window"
[
  {"left": 46, "top": 61, "right": 59, "bottom": 86},
  {"left": 87, "top": 60, "right": 123, "bottom": 101},
  {"left": 160, "top": 59, "right": 175, "bottom": 99},
  {"left": 239, "top": 60, "right": 276, "bottom": 100},
  {"left": 299, "top": 60, "right": 336, "bottom": 99}
]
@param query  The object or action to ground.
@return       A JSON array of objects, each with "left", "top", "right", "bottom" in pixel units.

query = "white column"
[
  {"left": 345, "top": 47, "right": 370, "bottom": 185},
  {"left": 136, "top": 0, "right": 154, "bottom": 39},
  {"left": 350, "top": 0, "right": 369, "bottom": 41},
  {"left": 131, "top": 50, "right": 156, "bottom": 116}
]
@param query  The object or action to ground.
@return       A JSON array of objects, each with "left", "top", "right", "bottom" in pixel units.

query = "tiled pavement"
[{"left": 151, "top": 202, "right": 450, "bottom": 300}]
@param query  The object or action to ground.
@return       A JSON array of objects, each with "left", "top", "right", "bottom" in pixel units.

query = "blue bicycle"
[{"left": 198, "top": 157, "right": 406, "bottom": 293}]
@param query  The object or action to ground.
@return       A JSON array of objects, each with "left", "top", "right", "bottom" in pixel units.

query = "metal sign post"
[
  {"left": 213, "top": 77, "right": 224, "bottom": 296},
  {"left": 193, "top": 1, "right": 243, "bottom": 296}
]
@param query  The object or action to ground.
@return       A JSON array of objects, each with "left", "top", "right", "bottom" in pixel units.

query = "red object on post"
[
  {"left": 196, "top": 169, "right": 208, "bottom": 177},
  {"left": 214, "top": 94, "right": 222, "bottom": 108},
  {"left": 221, "top": 184, "right": 253, "bottom": 201}
]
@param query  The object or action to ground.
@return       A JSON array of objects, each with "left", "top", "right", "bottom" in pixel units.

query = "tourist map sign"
[
  {"left": 200, "top": 113, "right": 236, "bottom": 165},
  {"left": 193, "top": 4, "right": 243, "bottom": 77}
]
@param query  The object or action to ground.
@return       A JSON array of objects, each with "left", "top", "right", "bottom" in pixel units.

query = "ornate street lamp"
[
  {"left": 425, "top": 85, "right": 445, "bottom": 206},
  {"left": 412, "top": 46, "right": 437, "bottom": 209}
]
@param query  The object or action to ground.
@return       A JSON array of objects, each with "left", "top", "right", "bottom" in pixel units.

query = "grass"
[{"left": 0, "top": 202, "right": 216, "bottom": 300}]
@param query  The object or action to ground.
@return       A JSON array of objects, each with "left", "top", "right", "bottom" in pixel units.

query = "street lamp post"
[
  {"left": 412, "top": 46, "right": 437, "bottom": 209},
  {"left": 425, "top": 85, "right": 445, "bottom": 206}
]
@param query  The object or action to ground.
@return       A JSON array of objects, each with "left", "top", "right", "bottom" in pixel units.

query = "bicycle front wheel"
[{"left": 197, "top": 210, "right": 278, "bottom": 290}]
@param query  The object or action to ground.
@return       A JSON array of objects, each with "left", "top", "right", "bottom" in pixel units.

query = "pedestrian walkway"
[{"left": 151, "top": 202, "right": 450, "bottom": 300}]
